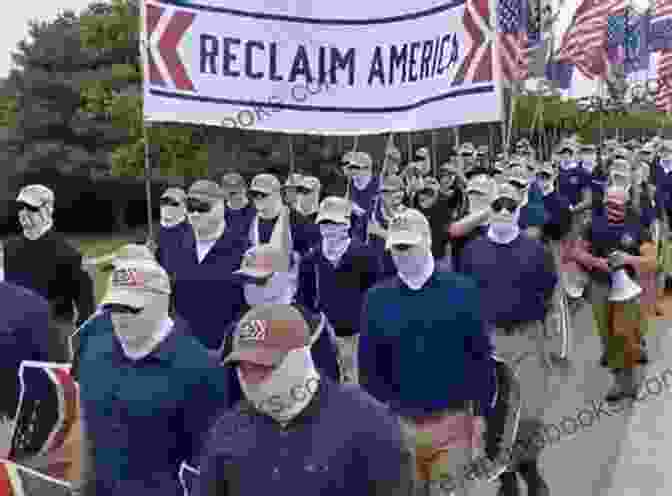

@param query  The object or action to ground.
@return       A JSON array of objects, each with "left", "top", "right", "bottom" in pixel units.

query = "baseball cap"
[
  {"left": 221, "top": 173, "right": 247, "bottom": 191},
  {"left": 458, "top": 142, "right": 476, "bottom": 155},
  {"left": 660, "top": 140, "right": 672, "bottom": 153},
  {"left": 161, "top": 187, "right": 186, "bottom": 203},
  {"left": 345, "top": 151, "right": 373, "bottom": 170},
  {"left": 439, "top": 161, "right": 459, "bottom": 175},
  {"left": 100, "top": 247, "right": 171, "bottom": 308},
  {"left": 494, "top": 182, "right": 521, "bottom": 203},
  {"left": 415, "top": 147, "right": 430, "bottom": 158},
  {"left": 379, "top": 175, "right": 405, "bottom": 193},
  {"left": 610, "top": 159, "right": 631, "bottom": 176},
  {"left": 234, "top": 244, "right": 290, "bottom": 280},
  {"left": 385, "top": 209, "right": 431, "bottom": 250},
  {"left": 507, "top": 166, "right": 530, "bottom": 187},
  {"left": 301, "top": 176, "right": 321, "bottom": 191},
  {"left": 466, "top": 175, "right": 494, "bottom": 195},
  {"left": 284, "top": 173, "right": 304, "bottom": 188},
  {"left": 418, "top": 177, "right": 440, "bottom": 193},
  {"left": 16, "top": 185, "right": 54, "bottom": 208},
  {"left": 250, "top": 174, "right": 282, "bottom": 195},
  {"left": 385, "top": 146, "right": 401, "bottom": 160},
  {"left": 315, "top": 197, "right": 352, "bottom": 225},
  {"left": 222, "top": 304, "right": 312, "bottom": 367},
  {"left": 188, "top": 180, "right": 225, "bottom": 201}
]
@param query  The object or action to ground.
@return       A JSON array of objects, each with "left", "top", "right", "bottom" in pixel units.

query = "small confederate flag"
[{"left": 9, "top": 362, "right": 77, "bottom": 463}]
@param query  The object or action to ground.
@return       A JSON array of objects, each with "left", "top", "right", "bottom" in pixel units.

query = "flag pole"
[
  {"left": 139, "top": 2, "right": 153, "bottom": 243},
  {"left": 288, "top": 135, "right": 295, "bottom": 174},
  {"left": 431, "top": 130, "right": 439, "bottom": 176}
]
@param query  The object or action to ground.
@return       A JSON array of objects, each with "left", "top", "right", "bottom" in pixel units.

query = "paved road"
[{"left": 471, "top": 299, "right": 672, "bottom": 496}]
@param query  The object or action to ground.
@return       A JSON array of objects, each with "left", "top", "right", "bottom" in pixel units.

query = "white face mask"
[
  {"left": 237, "top": 346, "right": 320, "bottom": 423},
  {"left": 244, "top": 272, "right": 295, "bottom": 306},
  {"left": 352, "top": 172, "right": 372, "bottom": 189},
  {"left": 320, "top": 223, "right": 351, "bottom": 262},
  {"left": 189, "top": 201, "right": 226, "bottom": 241},
  {"left": 541, "top": 179, "right": 555, "bottom": 196},
  {"left": 19, "top": 205, "right": 53, "bottom": 240},
  {"left": 467, "top": 194, "right": 490, "bottom": 213},
  {"left": 581, "top": 155, "right": 596, "bottom": 173},
  {"left": 297, "top": 192, "right": 319, "bottom": 216},
  {"left": 489, "top": 206, "right": 521, "bottom": 242},
  {"left": 609, "top": 173, "right": 631, "bottom": 191},
  {"left": 254, "top": 194, "right": 284, "bottom": 219},
  {"left": 661, "top": 157, "right": 672, "bottom": 171},
  {"left": 391, "top": 243, "right": 434, "bottom": 290},
  {"left": 160, "top": 205, "right": 186, "bottom": 228},
  {"left": 110, "top": 293, "right": 170, "bottom": 358},
  {"left": 227, "top": 191, "right": 248, "bottom": 210}
]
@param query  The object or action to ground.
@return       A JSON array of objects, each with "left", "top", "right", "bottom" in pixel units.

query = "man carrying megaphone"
[{"left": 573, "top": 187, "right": 656, "bottom": 402}]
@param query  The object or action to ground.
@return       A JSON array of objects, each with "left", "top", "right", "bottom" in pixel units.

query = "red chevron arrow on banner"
[
  {"left": 146, "top": 3, "right": 166, "bottom": 87},
  {"left": 158, "top": 10, "right": 196, "bottom": 91},
  {"left": 453, "top": 0, "right": 493, "bottom": 86}
]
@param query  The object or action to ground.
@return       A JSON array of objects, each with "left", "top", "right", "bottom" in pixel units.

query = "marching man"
[{"left": 460, "top": 182, "right": 557, "bottom": 496}]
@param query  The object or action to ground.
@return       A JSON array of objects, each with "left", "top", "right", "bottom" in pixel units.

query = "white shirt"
[{"left": 196, "top": 239, "right": 217, "bottom": 263}]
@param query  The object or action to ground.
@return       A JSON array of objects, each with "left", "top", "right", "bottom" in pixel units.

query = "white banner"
[{"left": 142, "top": 0, "right": 503, "bottom": 134}]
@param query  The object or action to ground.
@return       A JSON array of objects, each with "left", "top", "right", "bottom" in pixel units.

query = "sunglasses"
[
  {"left": 16, "top": 201, "right": 41, "bottom": 213},
  {"left": 508, "top": 181, "right": 527, "bottom": 191},
  {"left": 101, "top": 303, "right": 143, "bottom": 315},
  {"left": 160, "top": 197, "right": 181, "bottom": 207},
  {"left": 249, "top": 191, "right": 271, "bottom": 201},
  {"left": 491, "top": 197, "right": 519, "bottom": 213},
  {"left": 295, "top": 186, "right": 313, "bottom": 195},
  {"left": 390, "top": 243, "right": 414, "bottom": 251},
  {"left": 186, "top": 198, "right": 213, "bottom": 213},
  {"left": 460, "top": 152, "right": 474, "bottom": 158},
  {"left": 418, "top": 189, "right": 436, "bottom": 196}
]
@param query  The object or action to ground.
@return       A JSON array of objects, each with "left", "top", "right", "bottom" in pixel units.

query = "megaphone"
[{"left": 609, "top": 268, "right": 642, "bottom": 302}]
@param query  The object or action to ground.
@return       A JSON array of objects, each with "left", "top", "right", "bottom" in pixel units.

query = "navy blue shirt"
[
  {"left": 78, "top": 317, "right": 229, "bottom": 496},
  {"left": 460, "top": 234, "right": 557, "bottom": 327},
  {"left": 254, "top": 209, "right": 319, "bottom": 257},
  {"left": 0, "top": 282, "right": 51, "bottom": 417},
  {"left": 541, "top": 191, "right": 572, "bottom": 241},
  {"left": 297, "top": 240, "right": 382, "bottom": 337},
  {"left": 194, "top": 378, "right": 413, "bottom": 496},
  {"left": 359, "top": 270, "right": 496, "bottom": 418},
  {"left": 172, "top": 231, "right": 250, "bottom": 349},
  {"left": 156, "top": 221, "right": 193, "bottom": 279}
]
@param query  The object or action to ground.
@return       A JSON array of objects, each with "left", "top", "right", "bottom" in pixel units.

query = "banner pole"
[
  {"left": 431, "top": 130, "right": 438, "bottom": 176},
  {"left": 143, "top": 121, "right": 154, "bottom": 243},
  {"left": 288, "top": 135, "right": 295, "bottom": 174},
  {"left": 407, "top": 132, "right": 413, "bottom": 161}
]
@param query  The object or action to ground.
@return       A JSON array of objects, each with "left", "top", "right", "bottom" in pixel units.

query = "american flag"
[
  {"left": 558, "top": 0, "right": 627, "bottom": 78},
  {"left": 498, "top": 0, "right": 530, "bottom": 84}
]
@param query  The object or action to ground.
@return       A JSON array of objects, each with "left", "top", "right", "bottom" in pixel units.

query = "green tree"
[{"left": 79, "top": 0, "right": 208, "bottom": 178}]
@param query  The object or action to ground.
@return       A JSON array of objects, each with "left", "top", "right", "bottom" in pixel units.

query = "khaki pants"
[
  {"left": 400, "top": 408, "right": 484, "bottom": 495},
  {"left": 334, "top": 334, "right": 359, "bottom": 384},
  {"left": 491, "top": 322, "right": 552, "bottom": 422}
]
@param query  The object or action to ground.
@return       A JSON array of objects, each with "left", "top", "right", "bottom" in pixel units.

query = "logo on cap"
[
  {"left": 238, "top": 320, "right": 267, "bottom": 342},
  {"left": 390, "top": 215, "right": 411, "bottom": 230},
  {"left": 112, "top": 268, "right": 145, "bottom": 288}
]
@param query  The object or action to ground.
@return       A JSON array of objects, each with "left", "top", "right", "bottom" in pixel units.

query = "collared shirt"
[
  {"left": 78, "top": 319, "right": 228, "bottom": 496},
  {"left": 194, "top": 378, "right": 413, "bottom": 496}
]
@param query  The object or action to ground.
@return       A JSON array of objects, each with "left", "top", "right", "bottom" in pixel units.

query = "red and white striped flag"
[{"left": 558, "top": 0, "right": 627, "bottom": 79}]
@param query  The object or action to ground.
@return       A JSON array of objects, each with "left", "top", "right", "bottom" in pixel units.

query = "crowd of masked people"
[{"left": 0, "top": 133, "right": 670, "bottom": 496}]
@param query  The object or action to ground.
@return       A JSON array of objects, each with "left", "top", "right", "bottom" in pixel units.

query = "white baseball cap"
[{"left": 385, "top": 209, "right": 431, "bottom": 250}]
